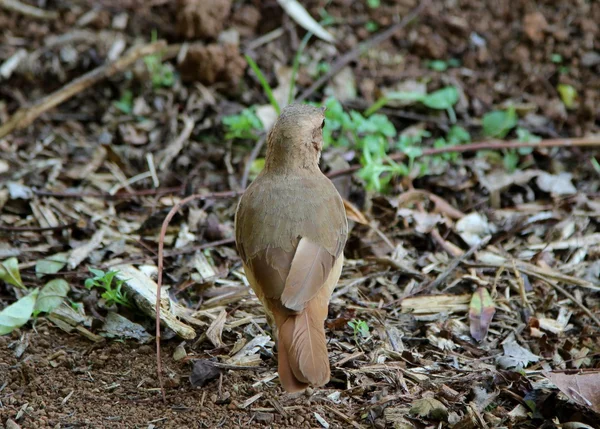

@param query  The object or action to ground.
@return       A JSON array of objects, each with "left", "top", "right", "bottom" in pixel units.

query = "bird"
[{"left": 234, "top": 103, "right": 348, "bottom": 392}]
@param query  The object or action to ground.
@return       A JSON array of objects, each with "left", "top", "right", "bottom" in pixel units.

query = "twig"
[
  {"left": 0, "top": 222, "right": 76, "bottom": 232},
  {"left": 0, "top": 40, "right": 167, "bottom": 139},
  {"left": 539, "top": 278, "right": 600, "bottom": 330},
  {"left": 0, "top": 0, "right": 58, "bottom": 20},
  {"left": 154, "top": 190, "right": 239, "bottom": 402},
  {"left": 240, "top": 135, "right": 266, "bottom": 190},
  {"left": 296, "top": 0, "right": 429, "bottom": 102},
  {"left": 419, "top": 235, "right": 491, "bottom": 294},
  {"left": 326, "top": 137, "right": 600, "bottom": 179},
  {"left": 322, "top": 404, "right": 363, "bottom": 429},
  {"left": 33, "top": 186, "right": 183, "bottom": 200},
  {"left": 106, "top": 237, "right": 236, "bottom": 268}
]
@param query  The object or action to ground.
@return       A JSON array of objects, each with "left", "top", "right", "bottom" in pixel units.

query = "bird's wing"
[{"left": 280, "top": 237, "right": 336, "bottom": 311}]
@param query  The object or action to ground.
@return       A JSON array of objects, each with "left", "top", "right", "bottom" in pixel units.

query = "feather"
[{"left": 281, "top": 238, "right": 335, "bottom": 311}]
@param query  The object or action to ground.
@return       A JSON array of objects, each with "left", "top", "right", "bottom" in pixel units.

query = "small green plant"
[
  {"left": 592, "top": 158, "right": 600, "bottom": 176},
  {"left": 365, "top": 21, "right": 379, "bottom": 32},
  {"left": 244, "top": 54, "right": 280, "bottom": 114},
  {"left": 493, "top": 127, "right": 540, "bottom": 172},
  {"left": 113, "top": 90, "right": 133, "bottom": 114},
  {"left": 425, "top": 58, "right": 461, "bottom": 72},
  {"left": 365, "top": 86, "right": 459, "bottom": 118},
  {"left": 557, "top": 83, "right": 577, "bottom": 109},
  {"left": 222, "top": 108, "right": 264, "bottom": 140},
  {"left": 482, "top": 106, "right": 517, "bottom": 138},
  {"left": 85, "top": 268, "right": 131, "bottom": 307},
  {"left": 551, "top": 53, "right": 563, "bottom": 63},
  {"left": 144, "top": 30, "right": 175, "bottom": 88},
  {"left": 348, "top": 318, "right": 370, "bottom": 344},
  {"left": 367, "top": 0, "right": 380, "bottom": 8}
]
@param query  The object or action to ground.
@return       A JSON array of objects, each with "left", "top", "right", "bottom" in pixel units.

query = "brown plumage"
[{"left": 234, "top": 103, "right": 348, "bottom": 392}]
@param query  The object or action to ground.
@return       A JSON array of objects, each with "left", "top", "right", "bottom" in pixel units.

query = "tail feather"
[{"left": 277, "top": 305, "right": 330, "bottom": 390}]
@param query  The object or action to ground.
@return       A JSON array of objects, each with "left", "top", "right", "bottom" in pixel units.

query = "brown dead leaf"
[
  {"left": 343, "top": 198, "right": 368, "bottom": 225},
  {"left": 206, "top": 309, "right": 227, "bottom": 348},
  {"left": 394, "top": 189, "right": 464, "bottom": 219},
  {"left": 543, "top": 371, "right": 600, "bottom": 414}
]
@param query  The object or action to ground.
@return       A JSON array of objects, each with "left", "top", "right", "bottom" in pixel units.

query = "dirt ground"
[
  {"left": 1, "top": 326, "right": 329, "bottom": 428},
  {"left": 1, "top": 0, "right": 599, "bottom": 428}
]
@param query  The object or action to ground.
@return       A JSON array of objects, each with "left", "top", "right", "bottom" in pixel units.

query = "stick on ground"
[{"left": 0, "top": 40, "right": 167, "bottom": 139}]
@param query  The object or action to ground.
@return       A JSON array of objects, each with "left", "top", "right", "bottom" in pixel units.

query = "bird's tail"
[{"left": 277, "top": 302, "right": 330, "bottom": 392}]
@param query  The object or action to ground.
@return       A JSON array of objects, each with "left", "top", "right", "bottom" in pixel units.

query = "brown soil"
[{"left": 0, "top": 326, "right": 334, "bottom": 428}]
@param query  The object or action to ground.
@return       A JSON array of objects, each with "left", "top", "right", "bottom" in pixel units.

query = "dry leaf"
[
  {"left": 469, "top": 287, "right": 495, "bottom": 342},
  {"left": 543, "top": 371, "right": 600, "bottom": 413},
  {"left": 343, "top": 198, "right": 368, "bottom": 224},
  {"left": 206, "top": 309, "right": 227, "bottom": 348}
]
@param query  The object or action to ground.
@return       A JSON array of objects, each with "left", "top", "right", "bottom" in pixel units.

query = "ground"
[{"left": 1, "top": 0, "right": 599, "bottom": 428}]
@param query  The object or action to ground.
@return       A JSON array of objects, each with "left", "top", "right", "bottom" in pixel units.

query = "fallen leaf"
[
  {"left": 557, "top": 84, "right": 578, "bottom": 109},
  {"left": 401, "top": 294, "right": 471, "bottom": 315},
  {"left": 409, "top": 397, "right": 449, "bottom": 421},
  {"left": 536, "top": 172, "right": 577, "bottom": 196},
  {"left": 68, "top": 229, "right": 105, "bottom": 269},
  {"left": 343, "top": 198, "right": 368, "bottom": 224},
  {"left": 455, "top": 212, "right": 497, "bottom": 247},
  {"left": 101, "top": 312, "right": 152, "bottom": 343},
  {"left": 35, "top": 252, "right": 69, "bottom": 278},
  {"left": 0, "top": 257, "right": 25, "bottom": 289},
  {"left": 543, "top": 371, "right": 600, "bottom": 413},
  {"left": 469, "top": 287, "right": 495, "bottom": 341},
  {"left": 173, "top": 342, "right": 187, "bottom": 361},
  {"left": 189, "top": 359, "right": 221, "bottom": 387},
  {"left": 34, "top": 279, "right": 69, "bottom": 315},
  {"left": 206, "top": 309, "right": 227, "bottom": 348},
  {"left": 226, "top": 334, "right": 271, "bottom": 366},
  {"left": 314, "top": 412, "right": 330, "bottom": 428},
  {"left": 496, "top": 339, "right": 540, "bottom": 369},
  {"left": 277, "top": 0, "right": 335, "bottom": 43},
  {"left": 0, "top": 289, "right": 39, "bottom": 335}
]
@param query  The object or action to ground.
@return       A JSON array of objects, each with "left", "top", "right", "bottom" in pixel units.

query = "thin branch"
[
  {"left": 0, "top": 222, "right": 76, "bottom": 232},
  {"left": 154, "top": 190, "right": 240, "bottom": 402},
  {"left": 296, "top": 0, "right": 429, "bottom": 102},
  {"left": 540, "top": 278, "right": 600, "bottom": 330},
  {"left": 0, "top": 0, "right": 58, "bottom": 20},
  {"left": 33, "top": 186, "right": 184, "bottom": 200},
  {"left": 327, "top": 136, "right": 600, "bottom": 179},
  {"left": 0, "top": 40, "right": 167, "bottom": 139}
]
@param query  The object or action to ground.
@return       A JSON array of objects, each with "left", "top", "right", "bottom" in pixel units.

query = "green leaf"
[
  {"left": 447, "top": 125, "right": 471, "bottom": 144},
  {"left": 368, "top": 114, "right": 397, "bottom": 137},
  {"left": 34, "top": 279, "right": 70, "bottom": 315},
  {"left": 113, "top": 90, "right": 133, "bottom": 114},
  {"left": 367, "top": 0, "right": 380, "bottom": 8},
  {"left": 249, "top": 158, "right": 265, "bottom": 180},
  {"left": 0, "top": 289, "right": 39, "bottom": 335},
  {"left": 551, "top": 53, "right": 563, "bottom": 63},
  {"left": 222, "top": 108, "right": 264, "bottom": 140},
  {"left": 503, "top": 150, "right": 520, "bottom": 172},
  {"left": 35, "top": 252, "right": 68, "bottom": 278},
  {"left": 0, "top": 257, "right": 25, "bottom": 289},
  {"left": 244, "top": 54, "right": 280, "bottom": 114},
  {"left": 557, "top": 84, "right": 577, "bottom": 109},
  {"left": 365, "top": 21, "right": 378, "bottom": 32},
  {"left": 482, "top": 107, "right": 517, "bottom": 138},
  {"left": 422, "top": 86, "right": 459, "bottom": 110},
  {"left": 426, "top": 60, "right": 448, "bottom": 71}
]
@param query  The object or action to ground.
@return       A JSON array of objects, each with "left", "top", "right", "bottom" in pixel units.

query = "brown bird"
[{"left": 234, "top": 103, "right": 348, "bottom": 392}]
